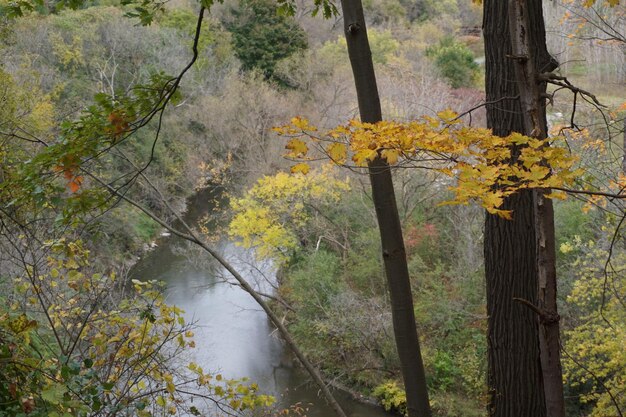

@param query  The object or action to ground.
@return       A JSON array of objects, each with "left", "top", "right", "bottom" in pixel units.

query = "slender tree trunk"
[
  {"left": 91, "top": 167, "right": 350, "bottom": 417},
  {"left": 338, "top": 0, "right": 431, "bottom": 415},
  {"left": 508, "top": 1, "right": 565, "bottom": 416},
  {"left": 622, "top": 119, "right": 626, "bottom": 175},
  {"left": 483, "top": 0, "right": 558, "bottom": 416}
]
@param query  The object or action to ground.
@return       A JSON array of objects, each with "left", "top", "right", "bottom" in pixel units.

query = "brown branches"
[{"left": 537, "top": 72, "right": 606, "bottom": 108}]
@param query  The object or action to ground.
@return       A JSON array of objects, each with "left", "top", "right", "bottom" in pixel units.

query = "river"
[{"left": 130, "top": 190, "right": 394, "bottom": 417}]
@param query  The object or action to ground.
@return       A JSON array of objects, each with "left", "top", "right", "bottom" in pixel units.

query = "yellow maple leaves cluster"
[
  {"left": 275, "top": 110, "right": 583, "bottom": 219},
  {"left": 229, "top": 170, "right": 350, "bottom": 262}
]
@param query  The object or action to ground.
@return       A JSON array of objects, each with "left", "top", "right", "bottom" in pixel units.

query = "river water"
[{"left": 130, "top": 191, "right": 394, "bottom": 417}]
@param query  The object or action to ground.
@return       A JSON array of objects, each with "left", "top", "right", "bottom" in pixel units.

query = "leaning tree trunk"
[
  {"left": 338, "top": 0, "right": 431, "bottom": 416},
  {"left": 483, "top": 0, "right": 559, "bottom": 416}
]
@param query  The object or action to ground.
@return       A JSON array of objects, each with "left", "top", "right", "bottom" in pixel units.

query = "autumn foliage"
[{"left": 276, "top": 111, "right": 583, "bottom": 218}]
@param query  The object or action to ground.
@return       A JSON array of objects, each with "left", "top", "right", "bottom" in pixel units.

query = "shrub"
[
  {"left": 372, "top": 381, "right": 407, "bottom": 416},
  {"left": 426, "top": 36, "right": 479, "bottom": 88},
  {"left": 224, "top": 0, "right": 307, "bottom": 79}
]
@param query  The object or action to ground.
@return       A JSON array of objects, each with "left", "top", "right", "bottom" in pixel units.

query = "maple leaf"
[
  {"left": 490, "top": 208, "right": 513, "bottom": 220},
  {"left": 437, "top": 108, "right": 460, "bottom": 124},
  {"left": 352, "top": 149, "right": 378, "bottom": 166},
  {"left": 526, "top": 166, "right": 550, "bottom": 182},
  {"left": 545, "top": 191, "right": 567, "bottom": 200},
  {"left": 290, "top": 117, "right": 317, "bottom": 131},
  {"left": 290, "top": 163, "right": 310, "bottom": 175},
  {"left": 326, "top": 143, "right": 347, "bottom": 164},
  {"left": 285, "top": 139, "right": 309, "bottom": 158},
  {"left": 381, "top": 149, "right": 400, "bottom": 165},
  {"left": 482, "top": 192, "right": 505, "bottom": 211},
  {"left": 508, "top": 132, "right": 530, "bottom": 145},
  {"left": 68, "top": 176, "right": 83, "bottom": 193},
  {"left": 107, "top": 111, "right": 130, "bottom": 141}
]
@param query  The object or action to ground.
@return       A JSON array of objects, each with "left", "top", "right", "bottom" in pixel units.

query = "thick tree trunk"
[
  {"left": 508, "top": 1, "right": 565, "bottom": 416},
  {"left": 484, "top": 191, "right": 545, "bottom": 417},
  {"left": 338, "top": 0, "right": 431, "bottom": 415},
  {"left": 483, "top": 0, "right": 558, "bottom": 416}
]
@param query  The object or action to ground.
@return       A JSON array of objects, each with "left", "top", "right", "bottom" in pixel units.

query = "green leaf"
[{"left": 41, "top": 384, "right": 68, "bottom": 405}]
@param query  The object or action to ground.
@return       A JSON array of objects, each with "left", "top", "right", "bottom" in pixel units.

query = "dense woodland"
[{"left": 0, "top": 0, "right": 625, "bottom": 416}]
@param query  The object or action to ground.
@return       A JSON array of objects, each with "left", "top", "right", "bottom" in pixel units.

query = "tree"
[
  {"left": 561, "top": 233, "right": 625, "bottom": 417},
  {"left": 224, "top": 0, "right": 308, "bottom": 79},
  {"left": 337, "top": 0, "right": 432, "bottom": 416},
  {"left": 0, "top": 240, "right": 274, "bottom": 416},
  {"left": 483, "top": 0, "right": 567, "bottom": 416},
  {"left": 0, "top": 7, "right": 350, "bottom": 417}
]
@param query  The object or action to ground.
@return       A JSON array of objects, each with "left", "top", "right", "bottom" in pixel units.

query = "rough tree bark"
[
  {"left": 338, "top": 0, "right": 431, "bottom": 415},
  {"left": 508, "top": 1, "right": 565, "bottom": 415},
  {"left": 483, "top": 0, "right": 559, "bottom": 416}
]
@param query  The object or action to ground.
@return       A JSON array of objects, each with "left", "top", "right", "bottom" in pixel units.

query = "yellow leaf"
[
  {"left": 381, "top": 149, "right": 400, "bottom": 165},
  {"left": 508, "top": 132, "right": 530, "bottom": 145},
  {"left": 290, "top": 163, "right": 310, "bottom": 175},
  {"left": 525, "top": 165, "right": 550, "bottom": 182},
  {"left": 290, "top": 116, "right": 317, "bottom": 131},
  {"left": 489, "top": 208, "right": 513, "bottom": 220},
  {"left": 482, "top": 192, "right": 505, "bottom": 211},
  {"left": 352, "top": 149, "right": 377, "bottom": 166},
  {"left": 166, "top": 381, "right": 175, "bottom": 394},
  {"left": 285, "top": 139, "right": 308, "bottom": 158},
  {"left": 545, "top": 191, "right": 567, "bottom": 200},
  {"left": 437, "top": 108, "right": 460, "bottom": 124},
  {"left": 327, "top": 143, "right": 347, "bottom": 164}
]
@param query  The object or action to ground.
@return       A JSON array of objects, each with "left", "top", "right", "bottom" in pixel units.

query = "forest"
[{"left": 0, "top": 0, "right": 624, "bottom": 416}]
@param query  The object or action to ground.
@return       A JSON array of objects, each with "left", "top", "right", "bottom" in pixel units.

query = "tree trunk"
[
  {"left": 484, "top": 191, "right": 545, "bottom": 417},
  {"left": 338, "top": 0, "right": 431, "bottom": 415},
  {"left": 483, "top": 0, "right": 558, "bottom": 416},
  {"left": 622, "top": 119, "right": 625, "bottom": 174},
  {"left": 508, "top": 1, "right": 565, "bottom": 416}
]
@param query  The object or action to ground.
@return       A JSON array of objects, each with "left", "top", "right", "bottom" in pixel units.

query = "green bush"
[
  {"left": 287, "top": 250, "right": 341, "bottom": 317},
  {"left": 224, "top": 0, "right": 307, "bottom": 79},
  {"left": 426, "top": 36, "right": 479, "bottom": 88},
  {"left": 430, "top": 350, "right": 458, "bottom": 391}
]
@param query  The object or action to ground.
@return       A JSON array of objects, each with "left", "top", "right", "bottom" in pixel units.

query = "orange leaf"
[{"left": 68, "top": 181, "right": 80, "bottom": 193}]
